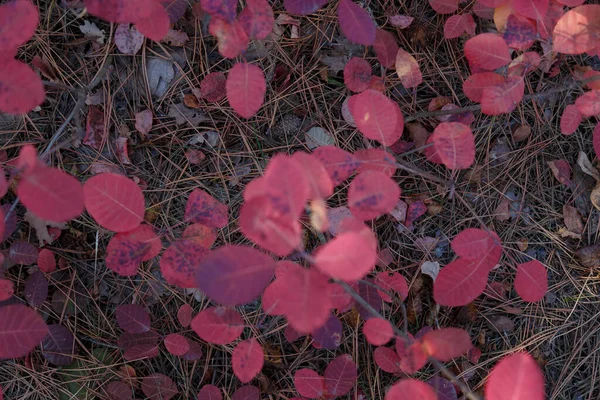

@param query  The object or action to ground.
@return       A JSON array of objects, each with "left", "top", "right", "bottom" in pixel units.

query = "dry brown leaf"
[
  {"left": 516, "top": 238, "right": 528, "bottom": 251},
  {"left": 577, "top": 151, "right": 600, "bottom": 181},
  {"left": 591, "top": 182, "right": 600, "bottom": 211},
  {"left": 487, "top": 316, "right": 515, "bottom": 332},
  {"left": 547, "top": 160, "right": 572, "bottom": 187},
  {"left": 494, "top": 199, "right": 511, "bottom": 221},
  {"left": 575, "top": 244, "right": 600, "bottom": 268},
  {"left": 512, "top": 124, "right": 531, "bottom": 142},
  {"left": 563, "top": 204, "right": 584, "bottom": 235}
]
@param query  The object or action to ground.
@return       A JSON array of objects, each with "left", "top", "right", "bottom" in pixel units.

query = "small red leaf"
[
  {"left": 184, "top": 188, "right": 228, "bottom": 228},
  {"left": 429, "top": 0, "right": 458, "bottom": 14},
  {"left": 405, "top": 200, "right": 427, "bottom": 226},
  {"left": 0, "top": 0, "right": 39, "bottom": 54},
  {"left": 348, "top": 171, "right": 400, "bottom": 220},
  {"left": 9, "top": 241, "right": 38, "bottom": 265},
  {"left": 181, "top": 339, "right": 204, "bottom": 361},
  {"left": 38, "top": 249, "right": 56, "bottom": 273},
  {"left": 232, "top": 338, "right": 264, "bottom": 383},
  {"left": 200, "top": 0, "right": 237, "bottom": 22},
  {"left": 164, "top": 333, "right": 190, "bottom": 356},
  {"left": 196, "top": 245, "right": 275, "bottom": 306},
  {"left": 0, "top": 58, "right": 44, "bottom": 117},
  {"left": 374, "top": 346, "right": 401, "bottom": 373},
  {"left": 422, "top": 328, "right": 471, "bottom": 361},
  {"left": 485, "top": 353, "right": 545, "bottom": 400},
  {"left": 284, "top": 0, "right": 328, "bottom": 15},
  {"left": 141, "top": 373, "right": 178, "bottom": 400},
  {"left": 313, "top": 231, "right": 377, "bottom": 282},
  {"left": 24, "top": 271, "right": 48, "bottom": 308},
  {"left": 177, "top": 304, "right": 193, "bottom": 328},
  {"left": 375, "top": 272, "right": 409, "bottom": 302},
  {"left": 324, "top": 354, "right": 357, "bottom": 397},
  {"left": 83, "top": 173, "right": 144, "bottom": 232},
  {"left": 395, "top": 48, "right": 422, "bottom": 88},
  {"left": 513, "top": 0, "right": 549, "bottom": 21},
  {"left": 547, "top": 159, "right": 572, "bottom": 187},
  {"left": 312, "top": 146, "right": 360, "bottom": 186},
  {"left": 464, "top": 33, "right": 511, "bottom": 71},
  {"left": 18, "top": 167, "right": 84, "bottom": 223},
  {"left": 238, "top": 0, "right": 274, "bottom": 40},
  {"left": 199, "top": 72, "right": 227, "bottom": 102},
  {"left": 106, "top": 235, "right": 151, "bottom": 276},
  {"left": 514, "top": 260, "right": 547, "bottom": 302},
  {"left": 226, "top": 63, "right": 266, "bottom": 119},
  {"left": 385, "top": 379, "right": 437, "bottom": 400},
  {"left": 294, "top": 369, "right": 325, "bottom": 399},
  {"left": 191, "top": 307, "right": 244, "bottom": 345},
  {"left": 481, "top": 76, "right": 525, "bottom": 115},
  {"left": 575, "top": 90, "right": 600, "bottom": 117},
  {"left": 349, "top": 90, "right": 403, "bottom": 146},
  {"left": 134, "top": 1, "right": 170, "bottom": 41},
  {"left": 118, "top": 224, "right": 161, "bottom": 261},
  {"left": 560, "top": 104, "right": 582, "bottom": 135},
  {"left": 160, "top": 240, "right": 208, "bottom": 288},
  {"left": 116, "top": 304, "right": 151, "bottom": 334},
  {"left": 452, "top": 228, "right": 502, "bottom": 267},
  {"left": 344, "top": 57, "right": 372, "bottom": 93},
  {"left": 463, "top": 72, "right": 505, "bottom": 103},
  {"left": 337, "top": 0, "right": 376, "bottom": 46},
  {"left": 0, "top": 304, "right": 48, "bottom": 359},
  {"left": 209, "top": 18, "right": 249, "bottom": 59},
  {"left": 197, "top": 385, "right": 222, "bottom": 400},
  {"left": 363, "top": 318, "right": 394, "bottom": 345},
  {"left": 444, "top": 14, "right": 476, "bottom": 39},
  {"left": 433, "top": 258, "right": 490, "bottom": 306},
  {"left": 0, "top": 279, "right": 13, "bottom": 302},
  {"left": 231, "top": 386, "right": 260, "bottom": 400},
  {"left": 373, "top": 29, "right": 399, "bottom": 68},
  {"left": 182, "top": 223, "right": 217, "bottom": 248},
  {"left": 355, "top": 148, "right": 397, "bottom": 177},
  {"left": 425, "top": 122, "right": 475, "bottom": 170},
  {"left": 40, "top": 324, "right": 75, "bottom": 366}
]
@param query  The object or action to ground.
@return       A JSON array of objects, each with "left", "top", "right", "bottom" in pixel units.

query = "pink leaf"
[
  {"left": 191, "top": 307, "right": 244, "bottom": 345},
  {"left": 0, "top": 0, "right": 39, "bottom": 54},
  {"left": 395, "top": 48, "right": 422, "bottom": 88},
  {"left": 184, "top": 188, "right": 228, "bottom": 228},
  {"left": 485, "top": 353, "right": 545, "bottom": 400},
  {"left": 337, "top": 0, "right": 376, "bottom": 46},
  {"left": 0, "top": 304, "right": 48, "bottom": 359},
  {"left": 344, "top": 57, "right": 372, "bottom": 93},
  {"left": 200, "top": 0, "right": 237, "bottom": 22},
  {"left": 238, "top": 0, "right": 274, "bottom": 40},
  {"left": 373, "top": 29, "right": 399, "bottom": 68},
  {"left": 177, "top": 304, "right": 193, "bottom": 328},
  {"left": 513, "top": 0, "right": 549, "bottom": 21},
  {"left": 312, "top": 146, "right": 360, "bottom": 186},
  {"left": 463, "top": 72, "right": 505, "bottom": 102},
  {"left": 291, "top": 152, "right": 334, "bottom": 199},
  {"left": 464, "top": 33, "right": 511, "bottom": 71},
  {"left": 164, "top": 333, "right": 190, "bottom": 356},
  {"left": 134, "top": 1, "right": 171, "bottom": 41},
  {"left": 324, "top": 354, "right": 357, "bottom": 397},
  {"left": 348, "top": 171, "right": 400, "bottom": 220},
  {"left": 232, "top": 338, "right": 264, "bottom": 383},
  {"left": 363, "top": 318, "right": 394, "bottom": 345},
  {"left": 452, "top": 228, "right": 502, "bottom": 266},
  {"left": 294, "top": 369, "right": 325, "bottom": 398},
  {"left": 575, "top": 90, "right": 600, "bottom": 117},
  {"left": 196, "top": 245, "right": 275, "bottom": 306},
  {"left": 481, "top": 76, "right": 525, "bottom": 115},
  {"left": 313, "top": 231, "right": 376, "bottom": 282},
  {"left": 429, "top": 0, "right": 458, "bottom": 14},
  {"left": 0, "top": 279, "right": 14, "bottom": 302},
  {"left": 425, "top": 122, "right": 475, "bottom": 170},
  {"left": 433, "top": 257, "right": 490, "bottom": 306},
  {"left": 355, "top": 148, "right": 397, "bottom": 177},
  {"left": 349, "top": 90, "right": 403, "bottom": 146},
  {"left": 552, "top": 5, "right": 600, "bottom": 55},
  {"left": 197, "top": 385, "right": 223, "bottom": 400},
  {"left": 385, "top": 379, "right": 437, "bottom": 400},
  {"left": 375, "top": 272, "right": 409, "bottom": 302},
  {"left": 83, "top": 173, "right": 144, "bottom": 232},
  {"left": 226, "top": 63, "right": 266, "bottom": 118},
  {"left": 514, "top": 260, "right": 547, "bottom": 302},
  {"left": 374, "top": 346, "right": 402, "bottom": 373},
  {"left": 199, "top": 72, "right": 227, "bottom": 102},
  {"left": 503, "top": 14, "right": 537, "bottom": 51},
  {"left": 160, "top": 240, "right": 208, "bottom": 288},
  {"left": 560, "top": 104, "right": 582, "bottom": 135},
  {"left": 106, "top": 235, "right": 152, "bottom": 276},
  {"left": 422, "top": 328, "right": 471, "bottom": 361},
  {"left": 209, "top": 18, "right": 249, "bottom": 59}
]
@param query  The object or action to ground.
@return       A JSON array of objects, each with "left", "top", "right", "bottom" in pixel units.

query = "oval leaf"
[
  {"left": 238, "top": 0, "right": 274, "bottom": 40},
  {"left": 553, "top": 4, "right": 600, "bottom": 54},
  {"left": 385, "top": 379, "right": 437, "bottom": 400},
  {"left": 464, "top": 33, "right": 511, "bottom": 71},
  {"left": 191, "top": 306, "right": 244, "bottom": 345},
  {"left": 24, "top": 271, "right": 48, "bottom": 308},
  {"left": 421, "top": 328, "right": 471, "bottom": 361},
  {"left": 0, "top": 0, "right": 39, "bottom": 53},
  {"left": 0, "top": 304, "right": 48, "bottom": 359},
  {"left": 294, "top": 368, "right": 325, "bottom": 399},
  {"left": 226, "top": 63, "right": 266, "bottom": 119},
  {"left": 184, "top": 188, "right": 228, "bottom": 228},
  {"left": 374, "top": 346, "right": 401, "bottom": 373},
  {"left": 348, "top": 90, "right": 403, "bottom": 146},
  {"left": 198, "top": 385, "right": 223, "bottom": 400},
  {"left": 425, "top": 122, "right": 475, "bottom": 170},
  {"left": 363, "top": 318, "right": 393, "bottom": 345},
  {"left": 41, "top": 324, "right": 75, "bottom": 366},
  {"left": 514, "top": 260, "right": 547, "bottom": 302},
  {"left": 348, "top": 170, "right": 400, "bottom": 220},
  {"left": 141, "top": 373, "right": 178, "bottom": 400},
  {"left": 313, "top": 231, "right": 376, "bottom": 282},
  {"left": 344, "top": 57, "right": 372, "bottom": 93},
  {"left": 485, "top": 353, "right": 545, "bottom": 400},
  {"left": 232, "top": 338, "right": 264, "bottom": 383},
  {"left": 160, "top": 240, "right": 207, "bottom": 288},
  {"left": 164, "top": 333, "right": 190, "bottom": 356},
  {"left": 9, "top": 241, "right": 38, "bottom": 265},
  {"left": 116, "top": 304, "right": 151, "bottom": 334},
  {"left": 324, "top": 354, "right": 357, "bottom": 397},
  {"left": 560, "top": 104, "right": 582, "bottom": 135},
  {"left": 337, "top": 0, "right": 375, "bottom": 45},
  {"left": 0, "top": 57, "right": 44, "bottom": 115},
  {"left": 395, "top": 48, "right": 422, "bottom": 88}
]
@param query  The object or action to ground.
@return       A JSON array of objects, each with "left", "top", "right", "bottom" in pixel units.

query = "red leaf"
[
  {"left": 141, "top": 373, "right": 178, "bottom": 400},
  {"left": 547, "top": 159, "right": 572, "bottom": 187},
  {"left": 344, "top": 57, "right": 372, "bottom": 93},
  {"left": 184, "top": 188, "right": 228, "bottom": 228},
  {"left": 349, "top": 90, "right": 403, "bottom": 146},
  {"left": 444, "top": 14, "right": 476, "bottom": 39},
  {"left": 485, "top": 353, "right": 545, "bottom": 400},
  {"left": 561, "top": 104, "right": 582, "bottom": 136},
  {"left": 385, "top": 379, "right": 437, "bottom": 400},
  {"left": 104, "top": 381, "right": 133, "bottom": 400},
  {"left": 463, "top": 72, "right": 505, "bottom": 103},
  {"left": 0, "top": 0, "right": 38, "bottom": 54},
  {"left": 355, "top": 148, "right": 397, "bottom": 177},
  {"left": 200, "top": 0, "right": 237, "bottom": 22},
  {"left": 37, "top": 249, "right": 56, "bottom": 273},
  {"left": 291, "top": 152, "right": 334, "bottom": 199},
  {"left": 9, "top": 241, "right": 37, "bottom": 265},
  {"left": 40, "top": 324, "right": 75, "bottom": 366},
  {"left": 575, "top": 90, "right": 600, "bottom": 117},
  {"left": 405, "top": 200, "right": 427, "bottom": 227},
  {"left": 191, "top": 306, "right": 244, "bottom": 344},
  {"left": 231, "top": 386, "right": 260, "bottom": 400},
  {"left": 177, "top": 304, "right": 193, "bottom": 328},
  {"left": 452, "top": 228, "right": 502, "bottom": 267},
  {"left": 337, "top": 0, "right": 376, "bottom": 46},
  {"left": 164, "top": 333, "right": 190, "bottom": 356},
  {"left": 374, "top": 346, "right": 402, "bottom": 373},
  {"left": 425, "top": 122, "right": 475, "bottom": 170},
  {"left": 264, "top": 154, "right": 310, "bottom": 217},
  {"left": 197, "top": 385, "right": 223, "bottom": 400},
  {"left": 422, "top": 328, "right": 471, "bottom": 361},
  {"left": 209, "top": 18, "right": 249, "bottom": 59},
  {"left": 199, "top": 72, "right": 227, "bottom": 102},
  {"left": 117, "top": 224, "right": 161, "bottom": 261},
  {"left": 0, "top": 304, "right": 48, "bottom": 359},
  {"left": 429, "top": 0, "right": 458, "bottom": 14},
  {"left": 83, "top": 173, "right": 144, "bottom": 232},
  {"left": 135, "top": 1, "right": 170, "bottom": 41},
  {"left": 294, "top": 369, "right": 324, "bottom": 398},
  {"left": 118, "top": 330, "right": 159, "bottom": 350},
  {"left": 160, "top": 240, "right": 208, "bottom": 288},
  {"left": 226, "top": 63, "right": 266, "bottom": 119},
  {"left": 24, "top": 271, "right": 48, "bottom": 308},
  {"left": 464, "top": 33, "right": 511, "bottom": 71},
  {"left": 182, "top": 223, "right": 217, "bottom": 248},
  {"left": 324, "top": 354, "right": 357, "bottom": 397},
  {"left": 238, "top": 0, "right": 274, "bottom": 40},
  {"left": 363, "top": 318, "right": 394, "bottom": 345},
  {"left": 232, "top": 338, "right": 264, "bottom": 383},
  {"left": 284, "top": 0, "right": 328, "bottom": 15},
  {"left": 18, "top": 166, "right": 84, "bottom": 223},
  {"left": 514, "top": 260, "right": 547, "bottom": 302},
  {"left": 553, "top": 5, "right": 600, "bottom": 55},
  {"left": 181, "top": 339, "right": 204, "bottom": 361},
  {"left": 312, "top": 146, "right": 360, "bottom": 186},
  {"left": 348, "top": 171, "right": 400, "bottom": 220},
  {"left": 0, "top": 279, "right": 13, "bottom": 302},
  {"left": 313, "top": 231, "right": 377, "bottom": 282},
  {"left": 106, "top": 235, "right": 151, "bottom": 276},
  {"left": 83, "top": 0, "right": 152, "bottom": 23},
  {"left": 123, "top": 343, "right": 159, "bottom": 361},
  {"left": 503, "top": 14, "right": 537, "bottom": 51},
  {"left": 481, "top": 76, "right": 525, "bottom": 115},
  {"left": 395, "top": 48, "right": 422, "bottom": 88},
  {"left": 373, "top": 29, "right": 399, "bottom": 69},
  {"left": 433, "top": 258, "right": 490, "bottom": 306},
  {"left": 356, "top": 278, "right": 383, "bottom": 319},
  {"left": 583, "top": 70, "right": 600, "bottom": 91},
  {"left": 116, "top": 304, "right": 151, "bottom": 334},
  {"left": 513, "top": 0, "right": 549, "bottom": 21},
  {"left": 375, "top": 271, "right": 409, "bottom": 302},
  {"left": 196, "top": 245, "right": 275, "bottom": 306}
]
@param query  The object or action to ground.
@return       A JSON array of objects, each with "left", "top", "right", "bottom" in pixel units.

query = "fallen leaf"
[
  {"left": 547, "top": 160, "right": 572, "bottom": 187},
  {"left": 591, "top": 182, "right": 600, "bottom": 211},
  {"left": 147, "top": 58, "right": 175, "bottom": 98},
  {"left": 305, "top": 127, "right": 335, "bottom": 149},
  {"left": 577, "top": 151, "right": 600, "bottom": 181},
  {"left": 494, "top": 199, "right": 511, "bottom": 221},
  {"left": 512, "top": 124, "right": 531, "bottom": 142},
  {"left": 487, "top": 316, "right": 514, "bottom": 332},
  {"left": 115, "top": 137, "right": 132, "bottom": 165},
  {"left": 563, "top": 204, "right": 583, "bottom": 235},
  {"left": 24, "top": 211, "right": 67, "bottom": 246},
  {"left": 185, "top": 149, "right": 206, "bottom": 165},
  {"left": 162, "top": 29, "right": 189, "bottom": 46},
  {"left": 389, "top": 15, "right": 414, "bottom": 29},
  {"left": 421, "top": 261, "right": 440, "bottom": 281},
  {"left": 135, "top": 109, "right": 153, "bottom": 137},
  {"left": 575, "top": 244, "right": 600, "bottom": 268},
  {"left": 79, "top": 20, "right": 105, "bottom": 44},
  {"left": 84, "top": 106, "right": 106, "bottom": 150},
  {"left": 168, "top": 103, "right": 206, "bottom": 126},
  {"left": 115, "top": 24, "right": 144, "bottom": 55}
]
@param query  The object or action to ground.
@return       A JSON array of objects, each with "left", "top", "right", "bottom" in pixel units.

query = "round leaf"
[
  {"left": 184, "top": 188, "right": 228, "bottom": 228},
  {"left": 343, "top": 57, "right": 372, "bottom": 93},
  {"left": 191, "top": 306, "right": 244, "bottom": 345},
  {"left": 41, "top": 324, "right": 75, "bottom": 366},
  {"left": 324, "top": 354, "right": 357, "bottom": 397},
  {"left": 294, "top": 369, "right": 324, "bottom": 399},
  {"left": 385, "top": 379, "right": 437, "bottom": 400},
  {"left": 116, "top": 304, "right": 151, "bottom": 334},
  {"left": 337, "top": 0, "right": 376, "bottom": 46},
  {"left": 160, "top": 239, "right": 208, "bottom": 288},
  {"left": 348, "top": 171, "right": 400, "bottom": 220},
  {"left": 464, "top": 33, "right": 510, "bottom": 71},
  {"left": 197, "top": 385, "right": 222, "bottom": 400},
  {"left": 164, "top": 333, "right": 190, "bottom": 356},
  {"left": 514, "top": 260, "right": 547, "bottom": 302},
  {"left": 226, "top": 63, "right": 266, "bottom": 119},
  {"left": 0, "top": 304, "right": 48, "bottom": 359},
  {"left": 363, "top": 318, "right": 393, "bottom": 345},
  {"left": 348, "top": 90, "right": 403, "bottom": 146},
  {"left": 232, "top": 338, "right": 264, "bottom": 383},
  {"left": 485, "top": 353, "right": 545, "bottom": 400},
  {"left": 313, "top": 231, "right": 376, "bottom": 282}
]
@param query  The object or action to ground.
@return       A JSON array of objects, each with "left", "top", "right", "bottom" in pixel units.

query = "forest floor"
[{"left": 1, "top": 0, "right": 600, "bottom": 399}]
